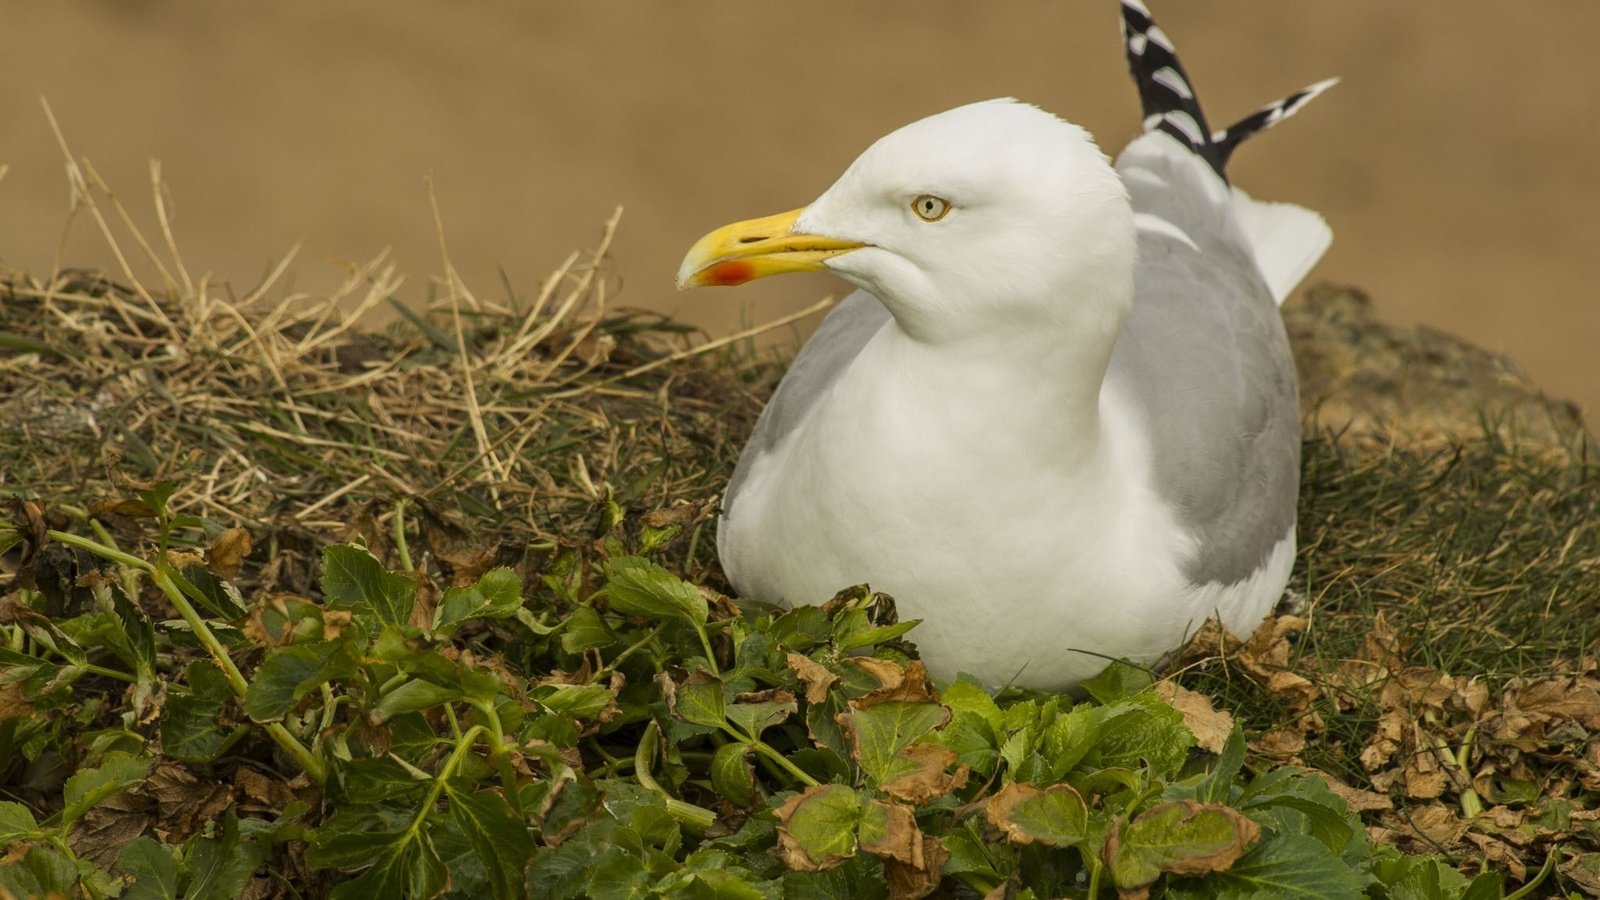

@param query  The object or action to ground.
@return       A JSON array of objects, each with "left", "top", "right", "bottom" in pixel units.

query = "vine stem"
[
  {"left": 47, "top": 528, "right": 328, "bottom": 786},
  {"left": 634, "top": 721, "right": 718, "bottom": 832},
  {"left": 471, "top": 698, "right": 525, "bottom": 815},
  {"left": 744, "top": 734, "right": 820, "bottom": 788},
  {"left": 406, "top": 725, "right": 488, "bottom": 838}
]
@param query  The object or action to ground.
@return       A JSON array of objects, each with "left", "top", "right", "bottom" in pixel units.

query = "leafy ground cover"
[{"left": 2, "top": 164, "right": 1599, "bottom": 897}]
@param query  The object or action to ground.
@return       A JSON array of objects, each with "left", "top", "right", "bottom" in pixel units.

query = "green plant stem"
[
  {"left": 136, "top": 551, "right": 326, "bottom": 785},
  {"left": 1504, "top": 847, "right": 1557, "bottom": 900},
  {"left": 693, "top": 623, "right": 721, "bottom": 677},
  {"left": 48, "top": 529, "right": 151, "bottom": 572},
  {"left": 471, "top": 698, "right": 524, "bottom": 814},
  {"left": 745, "top": 735, "right": 820, "bottom": 788},
  {"left": 1086, "top": 856, "right": 1103, "bottom": 898},
  {"left": 592, "top": 623, "right": 667, "bottom": 682},
  {"left": 1452, "top": 726, "right": 1484, "bottom": 819},
  {"left": 407, "top": 724, "right": 488, "bottom": 838},
  {"left": 83, "top": 663, "right": 137, "bottom": 684},
  {"left": 392, "top": 499, "right": 413, "bottom": 572},
  {"left": 634, "top": 721, "right": 717, "bottom": 832},
  {"left": 313, "top": 683, "right": 340, "bottom": 756}
]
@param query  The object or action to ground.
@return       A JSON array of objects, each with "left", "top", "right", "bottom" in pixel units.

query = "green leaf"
[
  {"left": 371, "top": 678, "right": 463, "bottom": 723},
  {"left": 558, "top": 606, "right": 618, "bottom": 654},
  {"left": 116, "top": 836, "right": 179, "bottom": 900},
  {"left": 0, "top": 845, "right": 78, "bottom": 899},
  {"left": 831, "top": 608, "right": 920, "bottom": 651},
  {"left": 162, "top": 661, "right": 240, "bottom": 762},
  {"left": 61, "top": 751, "right": 151, "bottom": 827},
  {"left": 710, "top": 743, "right": 758, "bottom": 807},
  {"left": 984, "top": 782, "right": 1089, "bottom": 847},
  {"left": 603, "top": 556, "right": 708, "bottom": 626},
  {"left": 321, "top": 543, "right": 417, "bottom": 628},
  {"left": 111, "top": 586, "right": 157, "bottom": 676},
  {"left": 0, "top": 801, "right": 39, "bottom": 844},
  {"left": 775, "top": 785, "right": 863, "bottom": 870},
  {"left": 1083, "top": 694, "right": 1194, "bottom": 778},
  {"left": 725, "top": 695, "right": 797, "bottom": 739},
  {"left": 1108, "top": 800, "right": 1260, "bottom": 892},
  {"left": 306, "top": 808, "right": 410, "bottom": 870},
  {"left": 185, "top": 814, "right": 271, "bottom": 900},
  {"left": 243, "top": 641, "right": 355, "bottom": 721},
  {"left": 538, "top": 683, "right": 616, "bottom": 719},
  {"left": 1194, "top": 831, "right": 1365, "bottom": 898},
  {"left": 841, "top": 701, "right": 950, "bottom": 787},
  {"left": 1201, "top": 724, "right": 1248, "bottom": 804},
  {"left": 161, "top": 695, "right": 234, "bottom": 762},
  {"left": 328, "top": 844, "right": 413, "bottom": 900},
  {"left": 1237, "top": 768, "right": 1360, "bottom": 857},
  {"left": 769, "top": 606, "right": 831, "bottom": 651},
  {"left": 445, "top": 784, "right": 536, "bottom": 900},
  {"left": 174, "top": 565, "right": 250, "bottom": 619},
  {"left": 673, "top": 671, "right": 727, "bottom": 729},
  {"left": 1080, "top": 660, "right": 1155, "bottom": 704},
  {"left": 434, "top": 567, "right": 523, "bottom": 632},
  {"left": 942, "top": 680, "right": 1003, "bottom": 731}
]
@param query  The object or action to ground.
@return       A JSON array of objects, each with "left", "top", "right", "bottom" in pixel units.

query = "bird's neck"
[{"left": 873, "top": 298, "right": 1129, "bottom": 469}]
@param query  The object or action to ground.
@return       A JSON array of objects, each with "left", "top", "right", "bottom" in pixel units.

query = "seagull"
[{"left": 677, "top": 0, "right": 1335, "bottom": 691}]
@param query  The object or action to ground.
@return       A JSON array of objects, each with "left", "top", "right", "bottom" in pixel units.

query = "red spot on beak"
[{"left": 702, "top": 260, "right": 756, "bottom": 286}]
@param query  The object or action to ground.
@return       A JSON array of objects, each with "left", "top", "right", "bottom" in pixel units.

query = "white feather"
[{"left": 1230, "top": 186, "right": 1333, "bottom": 306}]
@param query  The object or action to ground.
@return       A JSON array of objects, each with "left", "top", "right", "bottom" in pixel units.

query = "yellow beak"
[{"left": 676, "top": 207, "right": 865, "bottom": 289}]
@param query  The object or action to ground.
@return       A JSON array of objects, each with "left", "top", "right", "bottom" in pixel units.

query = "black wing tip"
[
  {"left": 1211, "top": 77, "right": 1340, "bottom": 168},
  {"left": 1118, "top": 0, "right": 1225, "bottom": 179},
  {"left": 1119, "top": 2, "right": 1335, "bottom": 180}
]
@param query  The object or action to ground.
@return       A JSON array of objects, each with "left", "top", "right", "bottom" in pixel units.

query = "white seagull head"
[{"left": 679, "top": 99, "right": 1137, "bottom": 347}]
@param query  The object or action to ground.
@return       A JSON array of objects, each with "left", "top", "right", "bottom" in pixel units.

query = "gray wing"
[
  {"left": 724, "top": 290, "right": 893, "bottom": 508},
  {"left": 1108, "top": 142, "right": 1300, "bottom": 586}
]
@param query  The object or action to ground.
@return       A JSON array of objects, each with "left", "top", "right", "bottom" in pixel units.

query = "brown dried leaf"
[
  {"left": 1402, "top": 763, "right": 1449, "bottom": 800},
  {"left": 881, "top": 743, "right": 969, "bottom": 804},
  {"left": 1558, "top": 853, "right": 1600, "bottom": 896},
  {"left": 90, "top": 497, "right": 158, "bottom": 519},
  {"left": 1237, "top": 615, "right": 1307, "bottom": 673},
  {"left": 855, "top": 659, "right": 939, "bottom": 707},
  {"left": 1360, "top": 709, "right": 1408, "bottom": 772},
  {"left": 885, "top": 834, "right": 949, "bottom": 900},
  {"left": 10, "top": 499, "right": 48, "bottom": 562},
  {"left": 859, "top": 800, "right": 922, "bottom": 864},
  {"left": 1397, "top": 802, "right": 1467, "bottom": 845},
  {"left": 321, "top": 608, "right": 351, "bottom": 641},
  {"left": 786, "top": 652, "right": 838, "bottom": 704},
  {"left": 1463, "top": 832, "right": 1526, "bottom": 880},
  {"left": 1313, "top": 771, "right": 1393, "bottom": 812},
  {"left": 1251, "top": 729, "right": 1307, "bottom": 758},
  {"left": 149, "top": 762, "right": 234, "bottom": 843},
  {"left": 206, "top": 527, "right": 252, "bottom": 579},
  {"left": 1170, "top": 618, "right": 1241, "bottom": 669},
  {"left": 1359, "top": 610, "right": 1408, "bottom": 670},
  {"left": 163, "top": 548, "right": 204, "bottom": 570},
  {"left": 1153, "top": 681, "right": 1234, "bottom": 754},
  {"left": 1509, "top": 677, "right": 1600, "bottom": 730}
]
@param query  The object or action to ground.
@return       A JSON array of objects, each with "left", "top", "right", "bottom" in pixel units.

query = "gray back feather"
[{"left": 1109, "top": 138, "right": 1300, "bottom": 585}]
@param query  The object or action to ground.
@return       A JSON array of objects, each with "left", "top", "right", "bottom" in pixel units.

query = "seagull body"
[{"left": 678, "top": 1, "right": 1334, "bottom": 690}]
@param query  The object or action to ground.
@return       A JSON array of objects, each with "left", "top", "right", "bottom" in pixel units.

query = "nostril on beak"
[{"left": 737, "top": 235, "right": 766, "bottom": 244}]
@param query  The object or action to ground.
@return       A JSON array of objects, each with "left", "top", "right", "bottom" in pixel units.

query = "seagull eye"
[{"left": 910, "top": 194, "right": 952, "bottom": 222}]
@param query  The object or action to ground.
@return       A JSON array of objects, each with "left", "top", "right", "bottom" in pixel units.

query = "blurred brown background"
[{"left": 3, "top": 3, "right": 1597, "bottom": 415}]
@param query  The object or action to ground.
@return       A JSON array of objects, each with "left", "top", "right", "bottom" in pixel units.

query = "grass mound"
[{"left": 2, "top": 168, "right": 1598, "bottom": 895}]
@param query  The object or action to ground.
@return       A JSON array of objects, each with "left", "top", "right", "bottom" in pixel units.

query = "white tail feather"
[{"left": 1230, "top": 187, "right": 1332, "bottom": 306}]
